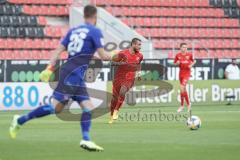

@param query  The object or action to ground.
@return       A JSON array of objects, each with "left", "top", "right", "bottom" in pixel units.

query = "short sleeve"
[
  {"left": 141, "top": 54, "right": 143, "bottom": 61},
  {"left": 139, "top": 54, "right": 143, "bottom": 63},
  {"left": 190, "top": 53, "right": 194, "bottom": 62},
  {"left": 61, "top": 29, "right": 72, "bottom": 48},
  {"left": 92, "top": 28, "right": 104, "bottom": 49},
  {"left": 174, "top": 54, "right": 179, "bottom": 63},
  {"left": 117, "top": 52, "right": 127, "bottom": 62},
  {"left": 225, "top": 65, "right": 231, "bottom": 73}
]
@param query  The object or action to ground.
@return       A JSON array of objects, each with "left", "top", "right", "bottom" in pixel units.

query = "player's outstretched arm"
[
  {"left": 49, "top": 45, "right": 66, "bottom": 66},
  {"left": 174, "top": 60, "right": 180, "bottom": 66},
  {"left": 40, "top": 45, "right": 66, "bottom": 82},
  {"left": 97, "top": 48, "right": 111, "bottom": 61},
  {"left": 96, "top": 48, "right": 122, "bottom": 62},
  {"left": 174, "top": 56, "right": 180, "bottom": 65}
]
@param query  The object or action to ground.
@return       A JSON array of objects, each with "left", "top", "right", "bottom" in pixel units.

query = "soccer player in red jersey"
[
  {"left": 174, "top": 43, "right": 195, "bottom": 113},
  {"left": 109, "top": 38, "right": 143, "bottom": 123}
]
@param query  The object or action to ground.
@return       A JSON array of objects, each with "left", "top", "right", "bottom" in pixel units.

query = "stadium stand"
[
  {"left": 0, "top": 0, "right": 69, "bottom": 59},
  {"left": 94, "top": 0, "right": 240, "bottom": 59},
  {"left": 0, "top": 0, "right": 239, "bottom": 59}
]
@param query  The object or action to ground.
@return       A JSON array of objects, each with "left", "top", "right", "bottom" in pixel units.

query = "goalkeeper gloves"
[{"left": 39, "top": 65, "right": 54, "bottom": 82}]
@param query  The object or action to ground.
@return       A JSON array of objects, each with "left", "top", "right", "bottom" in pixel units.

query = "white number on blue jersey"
[{"left": 68, "top": 29, "right": 89, "bottom": 56}]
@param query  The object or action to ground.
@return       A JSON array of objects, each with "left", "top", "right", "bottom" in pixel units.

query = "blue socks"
[
  {"left": 17, "top": 104, "right": 92, "bottom": 141},
  {"left": 17, "top": 104, "right": 54, "bottom": 125},
  {"left": 81, "top": 108, "right": 92, "bottom": 141}
]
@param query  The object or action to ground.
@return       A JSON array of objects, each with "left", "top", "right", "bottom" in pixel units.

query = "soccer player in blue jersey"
[{"left": 9, "top": 5, "right": 111, "bottom": 151}]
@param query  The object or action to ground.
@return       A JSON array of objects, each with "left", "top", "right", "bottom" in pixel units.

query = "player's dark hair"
[
  {"left": 84, "top": 5, "right": 97, "bottom": 18},
  {"left": 180, "top": 43, "right": 187, "bottom": 48},
  {"left": 131, "top": 38, "right": 141, "bottom": 46}
]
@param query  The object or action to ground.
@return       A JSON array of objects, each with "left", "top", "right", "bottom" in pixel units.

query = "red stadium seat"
[
  {"left": 214, "top": 39, "right": 223, "bottom": 49},
  {"left": 9, "top": 0, "right": 73, "bottom": 5},
  {"left": 232, "top": 50, "right": 240, "bottom": 58},
  {"left": 183, "top": 18, "right": 192, "bottom": 27},
  {"left": 2, "top": 50, "right": 13, "bottom": 59},
  {"left": 225, "top": 50, "right": 234, "bottom": 58},
  {"left": 232, "top": 29, "right": 240, "bottom": 38},
  {"left": 120, "top": 17, "right": 128, "bottom": 25},
  {"left": 23, "top": 5, "right": 69, "bottom": 16},
  {"left": 33, "top": 39, "right": 43, "bottom": 49},
  {"left": 24, "top": 39, "right": 33, "bottom": 49},
  {"left": 121, "top": 7, "right": 130, "bottom": 16},
  {"left": 37, "top": 16, "right": 47, "bottom": 25},
  {"left": 40, "top": 50, "right": 50, "bottom": 59},
  {"left": 44, "top": 26, "right": 68, "bottom": 38},
  {"left": 158, "top": 18, "right": 166, "bottom": 27},
  {"left": 23, "top": 5, "right": 31, "bottom": 14},
  {"left": 135, "top": 28, "right": 144, "bottom": 35},
  {"left": 15, "top": 38, "right": 24, "bottom": 49},
  {"left": 232, "top": 39, "right": 240, "bottom": 48},
  {"left": 105, "top": 6, "right": 113, "bottom": 13},
  {"left": 133, "top": 17, "right": 142, "bottom": 26},
  {"left": 168, "top": 28, "right": 177, "bottom": 37},
  {"left": 152, "top": 39, "right": 159, "bottom": 48},
  {"left": 152, "top": 18, "right": 160, "bottom": 26},
  {"left": 144, "top": 18, "right": 152, "bottom": 27},
  {"left": 0, "top": 39, "right": 7, "bottom": 48},
  {"left": 223, "top": 29, "right": 232, "bottom": 38},
  {"left": 215, "top": 19, "right": 222, "bottom": 27},
  {"left": 229, "top": 19, "right": 239, "bottom": 27},
  {"left": 5, "top": 39, "right": 15, "bottom": 49},
  {"left": 32, "top": 5, "right": 41, "bottom": 15}
]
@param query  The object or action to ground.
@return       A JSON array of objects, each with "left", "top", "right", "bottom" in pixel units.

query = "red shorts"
[
  {"left": 112, "top": 79, "right": 134, "bottom": 96},
  {"left": 179, "top": 75, "right": 190, "bottom": 86}
]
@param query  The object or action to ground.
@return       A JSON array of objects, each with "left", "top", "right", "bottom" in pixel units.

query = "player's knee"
[
  {"left": 54, "top": 103, "right": 64, "bottom": 114},
  {"left": 82, "top": 107, "right": 91, "bottom": 113},
  {"left": 119, "top": 88, "right": 128, "bottom": 96},
  {"left": 54, "top": 107, "right": 62, "bottom": 114},
  {"left": 112, "top": 95, "right": 118, "bottom": 101},
  {"left": 119, "top": 92, "right": 126, "bottom": 98},
  {"left": 79, "top": 100, "right": 94, "bottom": 110},
  {"left": 180, "top": 85, "right": 186, "bottom": 92}
]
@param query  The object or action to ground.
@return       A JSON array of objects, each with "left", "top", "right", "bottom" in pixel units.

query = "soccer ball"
[{"left": 186, "top": 115, "right": 201, "bottom": 130}]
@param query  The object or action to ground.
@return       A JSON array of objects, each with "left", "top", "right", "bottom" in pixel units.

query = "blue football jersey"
[
  {"left": 56, "top": 23, "right": 104, "bottom": 91},
  {"left": 61, "top": 23, "right": 104, "bottom": 58}
]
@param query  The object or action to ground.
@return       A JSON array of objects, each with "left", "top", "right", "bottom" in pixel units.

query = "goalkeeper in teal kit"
[{"left": 9, "top": 5, "right": 111, "bottom": 151}]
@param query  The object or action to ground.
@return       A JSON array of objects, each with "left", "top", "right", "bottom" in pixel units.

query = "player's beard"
[
  {"left": 133, "top": 48, "right": 139, "bottom": 53},
  {"left": 182, "top": 51, "right": 187, "bottom": 54}
]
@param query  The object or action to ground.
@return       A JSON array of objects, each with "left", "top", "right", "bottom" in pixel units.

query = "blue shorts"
[
  {"left": 52, "top": 91, "right": 90, "bottom": 104},
  {"left": 53, "top": 62, "right": 90, "bottom": 103},
  {"left": 52, "top": 79, "right": 90, "bottom": 104}
]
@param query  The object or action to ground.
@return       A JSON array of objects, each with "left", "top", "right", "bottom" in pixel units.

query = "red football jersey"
[
  {"left": 113, "top": 49, "right": 143, "bottom": 84},
  {"left": 174, "top": 52, "right": 194, "bottom": 75}
]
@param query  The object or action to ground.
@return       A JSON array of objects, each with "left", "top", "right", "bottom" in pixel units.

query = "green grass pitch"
[{"left": 0, "top": 105, "right": 240, "bottom": 160}]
